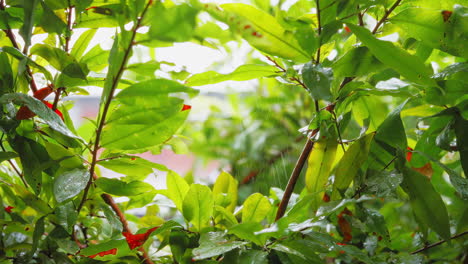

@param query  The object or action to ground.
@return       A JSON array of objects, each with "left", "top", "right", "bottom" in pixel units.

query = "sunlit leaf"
[
  {"left": 182, "top": 184, "right": 213, "bottom": 231},
  {"left": 54, "top": 168, "right": 89, "bottom": 203},
  {"left": 242, "top": 193, "right": 271, "bottom": 223}
]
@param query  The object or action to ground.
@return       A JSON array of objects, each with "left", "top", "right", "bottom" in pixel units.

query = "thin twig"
[
  {"left": 411, "top": 231, "right": 468, "bottom": 255},
  {"left": 65, "top": 1, "right": 73, "bottom": 53},
  {"left": 0, "top": 134, "right": 26, "bottom": 185},
  {"left": 77, "top": 0, "right": 153, "bottom": 213},
  {"left": 275, "top": 130, "right": 318, "bottom": 221},
  {"left": 371, "top": 0, "right": 402, "bottom": 34},
  {"left": 357, "top": 5, "right": 364, "bottom": 26},
  {"left": 315, "top": 0, "right": 322, "bottom": 64}
]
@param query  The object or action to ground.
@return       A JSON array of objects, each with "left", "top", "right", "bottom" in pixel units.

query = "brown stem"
[
  {"left": 357, "top": 5, "right": 364, "bottom": 26},
  {"left": 65, "top": 1, "right": 73, "bottom": 53},
  {"left": 411, "top": 231, "right": 468, "bottom": 255},
  {"left": 0, "top": 135, "right": 26, "bottom": 186},
  {"left": 371, "top": 0, "right": 402, "bottom": 34},
  {"left": 275, "top": 130, "right": 317, "bottom": 221},
  {"left": 315, "top": 0, "right": 322, "bottom": 64},
  {"left": 52, "top": 87, "right": 64, "bottom": 111},
  {"left": 77, "top": 0, "right": 153, "bottom": 213}
]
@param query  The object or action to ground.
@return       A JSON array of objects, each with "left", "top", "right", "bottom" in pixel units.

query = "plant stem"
[
  {"left": 275, "top": 130, "right": 317, "bottom": 221},
  {"left": 315, "top": 0, "right": 322, "bottom": 64},
  {"left": 0, "top": 134, "right": 26, "bottom": 185},
  {"left": 77, "top": 0, "right": 152, "bottom": 213},
  {"left": 65, "top": 0, "right": 73, "bottom": 53},
  {"left": 371, "top": 0, "right": 402, "bottom": 34},
  {"left": 411, "top": 231, "right": 468, "bottom": 255}
]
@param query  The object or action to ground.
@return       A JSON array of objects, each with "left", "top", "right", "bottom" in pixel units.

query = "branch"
[
  {"left": 315, "top": 0, "right": 322, "bottom": 64},
  {"left": 65, "top": 1, "right": 74, "bottom": 53},
  {"left": 275, "top": 130, "right": 317, "bottom": 221},
  {"left": 371, "top": 0, "right": 402, "bottom": 34},
  {"left": 411, "top": 231, "right": 468, "bottom": 255},
  {"left": 0, "top": 134, "right": 26, "bottom": 186},
  {"left": 77, "top": 0, "right": 153, "bottom": 213}
]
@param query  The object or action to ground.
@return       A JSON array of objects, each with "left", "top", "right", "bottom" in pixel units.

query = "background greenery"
[{"left": 0, "top": 0, "right": 467, "bottom": 263}]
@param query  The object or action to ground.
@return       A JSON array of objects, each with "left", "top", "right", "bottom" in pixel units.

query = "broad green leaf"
[
  {"left": 346, "top": 23, "right": 436, "bottom": 87},
  {"left": 79, "top": 239, "right": 130, "bottom": 260},
  {"left": 228, "top": 222, "right": 266, "bottom": 245},
  {"left": 272, "top": 239, "right": 322, "bottom": 263},
  {"left": 159, "top": 171, "right": 190, "bottom": 212},
  {"left": 19, "top": 0, "right": 39, "bottom": 49},
  {"left": 391, "top": 7, "right": 468, "bottom": 58},
  {"left": 332, "top": 133, "right": 375, "bottom": 198},
  {"left": 242, "top": 193, "right": 271, "bottom": 223},
  {"left": 0, "top": 46, "right": 53, "bottom": 80},
  {"left": 9, "top": 184, "right": 51, "bottom": 214},
  {"left": 186, "top": 64, "right": 280, "bottom": 86},
  {"left": 374, "top": 100, "right": 408, "bottom": 151},
  {"left": 195, "top": 2, "right": 309, "bottom": 61},
  {"left": 182, "top": 184, "right": 214, "bottom": 231},
  {"left": 55, "top": 201, "right": 77, "bottom": 234},
  {"left": 126, "top": 61, "right": 160, "bottom": 76},
  {"left": 305, "top": 137, "right": 338, "bottom": 211},
  {"left": 26, "top": 216, "right": 45, "bottom": 261},
  {"left": 54, "top": 168, "right": 89, "bottom": 203},
  {"left": 332, "top": 47, "right": 384, "bottom": 77},
  {"left": 44, "top": 142, "right": 83, "bottom": 169},
  {"left": 75, "top": 4, "right": 122, "bottom": 28},
  {"left": 98, "top": 155, "right": 168, "bottom": 178},
  {"left": 101, "top": 79, "right": 198, "bottom": 151},
  {"left": 39, "top": 1, "right": 67, "bottom": 34},
  {"left": 0, "top": 151, "right": 18, "bottom": 163},
  {"left": 212, "top": 171, "right": 238, "bottom": 212},
  {"left": 302, "top": 63, "right": 333, "bottom": 101},
  {"left": 102, "top": 204, "right": 123, "bottom": 237},
  {"left": 95, "top": 177, "right": 155, "bottom": 197},
  {"left": 454, "top": 113, "right": 468, "bottom": 177},
  {"left": 192, "top": 232, "right": 248, "bottom": 260},
  {"left": 70, "top": 28, "right": 97, "bottom": 59},
  {"left": 400, "top": 167, "right": 450, "bottom": 241},
  {"left": 148, "top": 3, "right": 198, "bottom": 42},
  {"left": 0, "top": 93, "right": 80, "bottom": 139},
  {"left": 30, "top": 44, "right": 87, "bottom": 79},
  {"left": 213, "top": 205, "right": 238, "bottom": 227},
  {"left": 9, "top": 136, "right": 50, "bottom": 194},
  {"left": 80, "top": 44, "right": 109, "bottom": 72}
]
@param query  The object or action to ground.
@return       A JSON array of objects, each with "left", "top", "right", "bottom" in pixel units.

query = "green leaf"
[
  {"left": 305, "top": 137, "right": 338, "bottom": 211},
  {"left": 391, "top": 7, "right": 468, "bottom": 58},
  {"left": 228, "top": 222, "right": 266, "bottom": 245},
  {"left": 0, "top": 151, "right": 18, "bottom": 163},
  {"left": 30, "top": 44, "right": 87, "bottom": 79},
  {"left": 212, "top": 171, "right": 238, "bottom": 212},
  {"left": 126, "top": 61, "right": 160, "bottom": 76},
  {"left": 70, "top": 28, "right": 97, "bottom": 59},
  {"left": 272, "top": 239, "right": 322, "bottom": 263},
  {"left": 332, "top": 133, "right": 375, "bottom": 198},
  {"left": 159, "top": 171, "right": 190, "bottom": 212},
  {"left": 95, "top": 177, "right": 155, "bottom": 197},
  {"left": 302, "top": 63, "right": 333, "bottom": 101},
  {"left": 346, "top": 23, "right": 436, "bottom": 87},
  {"left": 79, "top": 239, "right": 130, "bottom": 260},
  {"left": 8, "top": 184, "right": 52, "bottom": 214},
  {"left": 374, "top": 100, "right": 408, "bottom": 151},
  {"left": 454, "top": 113, "right": 468, "bottom": 177},
  {"left": 9, "top": 136, "right": 51, "bottom": 194},
  {"left": 101, "top": 79, "right": 198, "bottom": 151},
  {"left": 332, "top": 47, "right": 384, "bottom": 77},
  {"left": 39, "top": 1, "right": 67, "bottom": 34},
  {"left": 98, "top": 155, "right": 168, "bottom": 178},
  {"left": 148, "top": 3, "right": 198, "bottom": 42},
  {"left": 27, "top": 216, "right": 45, "bottom": 261},
  {"left": 55, "top": 201, "right": 77, "bottom": 234},
  {"left": 400, "top": 167, "right": 451, "bottom": 241},
  {"left": 80, "top": 44, "right": 109, "bottom": 72},
  {"left": 54, "top": 168, "right": 89, "bottom": 203},
  {"left": 186, "top": 64, "right": 280, "bottom": 86},
  {"left": 19, "top": 0, "right": 39, "bottom": 49},
  {"left": 197, "top": 2, "right": 309, "bottom": 61},
  {"left": 242, "top": 193, "right": 271, "bottom": 223},
  {"left": 44, "top": 142, "right": 83, "bottom": 169},
  {"left": 102, "top": 204, "right": 123, "bottom": 237},
  {"left": 192, "top": 232, "right": 248, "bottom": 260},
  {"left": 0, "top": 46, "right": 53, "bottom": 81},
  {"left": 0, "top": 93, "right": 80, "bottom": 139},
  {"left": 182, "top": 184, "right": 214, "bottom": 231}
]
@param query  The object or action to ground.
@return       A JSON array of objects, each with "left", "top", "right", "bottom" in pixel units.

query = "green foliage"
[{"left": 0, "top": 0, "right": 467, "bottom": 263}]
